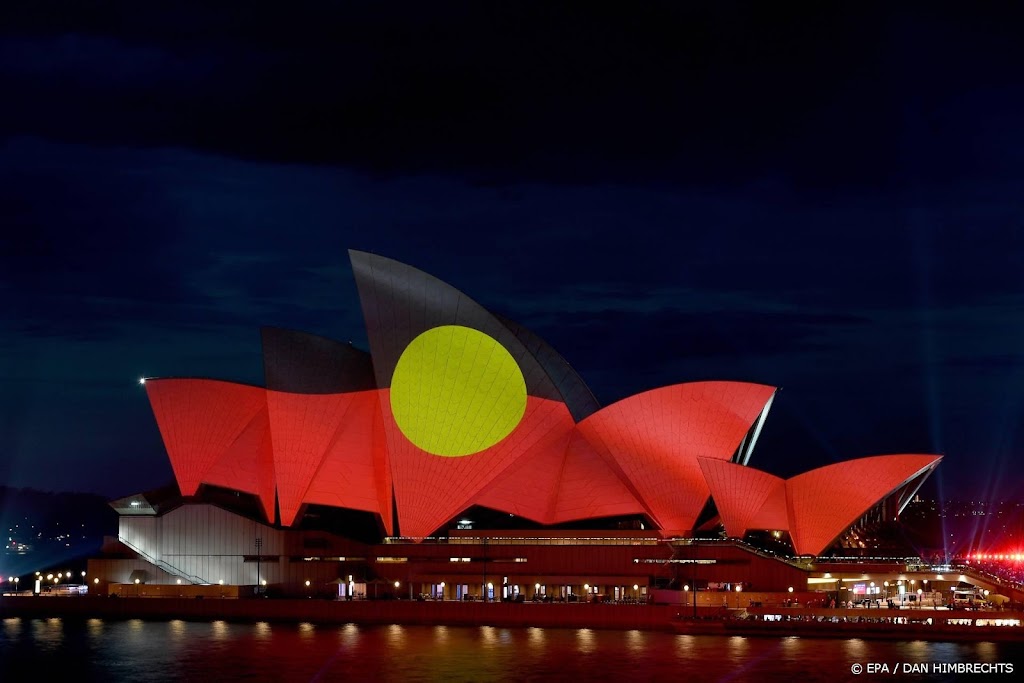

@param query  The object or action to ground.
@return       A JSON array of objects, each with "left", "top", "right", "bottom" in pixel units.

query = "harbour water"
[{"left": 1, "top": 617, "right": 1020, "bottom": 681}]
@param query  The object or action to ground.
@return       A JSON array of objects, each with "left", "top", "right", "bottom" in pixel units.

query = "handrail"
[
  {"left": 953, "top": 564, "right": 1024, "bottom": 593},
  {"left": 671, "top": 538, "right": 810, "bottom": 570},
  {"left": 118, "top": 536, "right": 209, "bottom": 585}
]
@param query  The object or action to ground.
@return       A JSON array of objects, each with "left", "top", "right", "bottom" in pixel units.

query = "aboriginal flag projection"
[
  {"left": 142, "top": 251, "right": 939, "bottom": 553},
  {"left": 350, "top": 251, "right": 597, "bottom": 538},
  {"left": 699, "top": 454, "right": 942, "bottom": 556}
]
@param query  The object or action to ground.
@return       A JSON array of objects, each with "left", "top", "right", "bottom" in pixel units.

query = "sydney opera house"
[{"left": 88, "top": 251, "right": 941, "bottom": 602}]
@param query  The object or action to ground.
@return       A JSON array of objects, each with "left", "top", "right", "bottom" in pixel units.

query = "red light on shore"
[{"left": 972, "top": 550, "right": 1024, "bottom": 562}]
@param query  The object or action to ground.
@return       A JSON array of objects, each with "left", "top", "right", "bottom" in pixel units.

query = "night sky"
[{"left": 3, "top": 3, "right": 1024, "bottom": 504}]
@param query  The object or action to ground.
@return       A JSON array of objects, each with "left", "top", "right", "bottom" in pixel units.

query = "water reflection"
[
  {"left": 728, "top": 635, "right": 748, "bottom": 657},
  {"left": 576, "top": 628, "right": 595, "bottom": 654},
  {"left": 844, "top": 637, "right": 866, "bottom": 659},
  {"left": 903, "top": 639, "right": 929, "bottom": 661},
  {"left": 528, "top": 626, "right": 545, "bottom": 649},
  {"left": 480, "top": 625, "right": 497, "bottom": 648},
  {"left": 165, "top": 619, "right": 186, "bottom": 652},
  {"left": 33, "top": 618, "right": 63, "bottom": 648},
  {"left": 4, "top": 617, "right": 23, "bottom": 638},
  {"left": 626, "top": 629, "right": 644, "bottom": 653},
  {"left": 211, "top": 619, "right": 229, "bottom": 641},
  {"left": 339, "top": 622, "right": 358, "bottom": 648},
  {"left": 386, "top": 623, "right": 405, "bottom": 649},
  {"left": 781, "top": 635, "right": 801, "bottom": 657},
  {"left": 1, "top": 620, "right": 1022, "bottom": 682}
]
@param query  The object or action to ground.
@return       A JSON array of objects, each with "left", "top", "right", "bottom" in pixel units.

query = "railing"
[
  {"left": 383, "top": 535, "right": 662, "bottom": 546},
  {"left": 954, "top": 564, "right": 1024, "bottom": 593},
  {"left": 118, "top": 536, "right": 209, "bottom": 585},
  {"left": 671, "top": 538, "right": 811, "bottom": 570}
]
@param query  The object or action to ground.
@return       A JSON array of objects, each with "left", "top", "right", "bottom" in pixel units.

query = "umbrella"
[
  {"left": 366, "top": 578, "right": 390, "bottom": 599},
  {"left": 987, "top": 594, "right": 1010, "bottom": 605}
]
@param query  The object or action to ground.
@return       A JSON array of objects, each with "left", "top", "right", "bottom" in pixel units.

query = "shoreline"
[{"left": 3, "top": 596, "right": 1023, "bottom": 642}]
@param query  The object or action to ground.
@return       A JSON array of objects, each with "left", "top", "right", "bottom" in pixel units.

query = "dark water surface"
[{"left": 1, "top": 617, "right": 1021, "bottom": 682}]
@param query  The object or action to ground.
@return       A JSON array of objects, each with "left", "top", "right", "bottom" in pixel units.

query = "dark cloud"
[{"left": 2, "top": 3, "right": 1023, "bottom": 186}]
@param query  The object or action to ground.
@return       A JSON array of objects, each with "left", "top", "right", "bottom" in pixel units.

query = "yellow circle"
[{"left": 390, "top": 325, "right": 527, "bottom": 457}]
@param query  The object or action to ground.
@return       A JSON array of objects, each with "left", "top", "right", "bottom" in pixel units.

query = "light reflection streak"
[
  {"left": 528, "top": 626, "right": 545, "bottom": 648},
  {"left": 254, "top": 621, "right": 271, "bottom": 641},
  {"left": 339, "top": 622, "right": 358, "bottom": 648},
  {"left": 626, "top": 629, "right": 644, "bottom": 653},
  {"left": 674, "top": 633, "right": 695, "bottom": 658},
  {"left": 3, "top": 617, "right": 22, "bottom": 638},
  {"left": 576, "top": 628, "right": 595, "bottom": 654},
  {"left": 480, "top": 625, "right": 496, "bottom": 648},
  {"left": 211, "top": 620, "right": 228, "bottom": 641},
  {"left": 386, "top": 623, "right": 405, "bottom": 649},
  {"left": 298, "top": 621, "right": 315, "bottom": 640}
]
